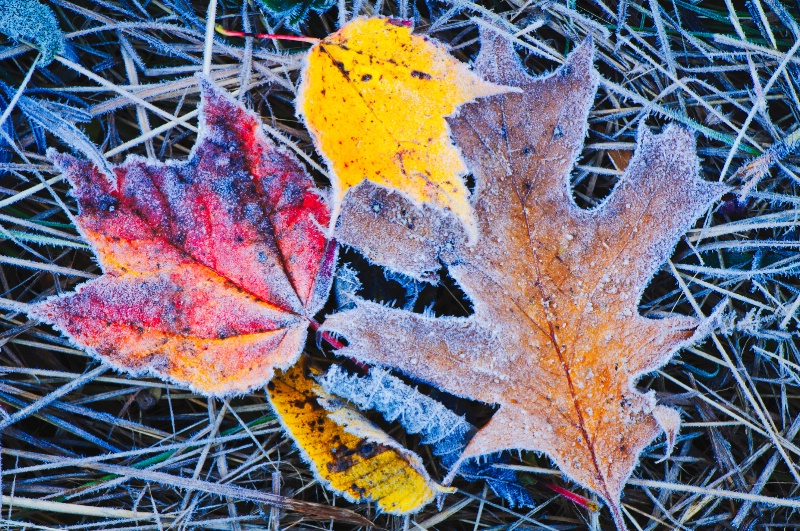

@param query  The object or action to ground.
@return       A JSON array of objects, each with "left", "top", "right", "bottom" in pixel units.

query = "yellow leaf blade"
[
  {"left": 298, "top": 17, "right": 510, "bottom": 242},
  {"left": 267, "top": 359, "right": 442, "bottom": 514}
]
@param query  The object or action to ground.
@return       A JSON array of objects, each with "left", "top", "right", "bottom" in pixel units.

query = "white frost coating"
[
  {"left": 653, "top": 405, "right": 681, "bottom": 462},
  {"left": 630, "top": 300, "right": 728, "bottom": 384},
  {"left": 319, "top": 366, "right": 474, "bottom": 451},
  {"left": 32, "top": 290, "right": 306, "bottom": 398},
  {"left": 335, "top": 181, "right": 463, "bottom": 282},
  {"left": 333, "top": 262, "right": 362, "bottom": 310}
]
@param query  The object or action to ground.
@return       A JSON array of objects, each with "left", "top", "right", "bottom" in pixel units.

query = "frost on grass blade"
[
  {"left": 0, "top": 0, "right": 64, "bottom": 65},
  {"left": 320, "top": 365, "right": 534, "bottom": 508},
  {"left": 0, "top": 81, "right": 111, "bottom": 176},
  {"left": 323, "top": 29, "right": 727, "bottom": 530},
  {"left": 268, "top": 359, "right": 445, "bottom": 514},
  {"left": 31, "top": 79, "right": 336, "bottom": 396},
  {"left": 0, "top": 94, "right": 13, "bottom": 175},
  {"left": 333, "top": 262, "right": 361, "bottom": 310},
  {"left": 255, "top": 0, "right": 334, "bottom": 29}
]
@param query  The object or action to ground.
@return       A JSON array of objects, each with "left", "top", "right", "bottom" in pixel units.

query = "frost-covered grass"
[{"left": 0, "top": 0, "right": 799, "bottom": 529}]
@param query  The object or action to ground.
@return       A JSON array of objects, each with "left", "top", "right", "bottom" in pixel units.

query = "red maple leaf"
[{"left": 33, "top": 80, "right": 336, "bottom": 395}]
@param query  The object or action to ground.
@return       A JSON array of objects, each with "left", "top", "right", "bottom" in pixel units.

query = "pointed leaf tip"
[
  {"left": 474, "top": 27, "right": 525, "bottom": 84},
  {"left": 639, "top": 122, "right": 692, "bottom": 149},
  {"left": 199, "top": 80, "right": 246, "bottom": 123},
  {"left": 653, "top": 405, "right": 681, "bottom": 462},
  {"left": 47, "top": 148, "right": 76, "bottom": 171},
  {"left": 474, "top": 30, "right": 595, "bottom": 89},
  {"left": 48, "top": 148, "right": 116, "bottom": 192},
  {"left": 565, "top": 37, "right": 595, "bottom": 74},
  {"left": 197, "top": 76, "right": 220, "bottom": 102},
  {"left": 197, "top": 74, "right": 214, "bottom": 91}
]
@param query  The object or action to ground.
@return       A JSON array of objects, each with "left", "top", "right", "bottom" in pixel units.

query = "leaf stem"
[
  {"left": 308, "top": 318, "right": 344, "bottom": 349},
  {"left": 308, "top": 319, "right": 370, "bottom": 372},
  {"left": 542, "top": 482, "right": 600, "bottom": 512},
  {"left": 215, "top": 25, "right": 321, "bottom": 44}
]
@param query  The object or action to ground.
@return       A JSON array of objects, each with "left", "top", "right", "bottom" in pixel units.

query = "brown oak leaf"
[{"left": 324, "top": 31, "right": 726, "bottom": 528}]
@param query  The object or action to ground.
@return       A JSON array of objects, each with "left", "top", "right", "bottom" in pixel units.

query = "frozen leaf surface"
[
  {"left": 32, "top": 80, "right": 336, "bottom": 396},
  {"left": 323, "top": 32, "right": 726, "bottom": 528},
  {"left": 335, "top": 181, "right": 457, "bottom": 282},
  {"left": 297, "top": 17, "right": 510, "bottom": 241},
  {"left": 321, "top": 365, "right": 534, "bottom": 508},
  {"left": 268, "top": 358, "right": 444, "bottom": 513}
]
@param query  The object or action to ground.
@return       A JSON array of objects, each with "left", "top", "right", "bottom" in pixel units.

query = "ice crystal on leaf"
[
  {"left": 33, "top": 80, "right": 336, "bottom": 396},
  {"left": 322, "top": 30, "right": 727, "bottom": 528},
  {"left": 0, "top": 0, "right": 64, "bottom": 66}
]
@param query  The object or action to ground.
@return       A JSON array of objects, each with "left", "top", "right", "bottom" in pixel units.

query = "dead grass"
[{"left": 0, "top": 0, "right": 800, "bottom": 529}]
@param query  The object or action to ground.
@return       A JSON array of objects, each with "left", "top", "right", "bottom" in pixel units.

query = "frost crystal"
[
  {"left": 320, "top": 366, "right": 534, "bottom": 508},
  {"left": 0, "top": 0, "right": 64, "bottom": 65}
]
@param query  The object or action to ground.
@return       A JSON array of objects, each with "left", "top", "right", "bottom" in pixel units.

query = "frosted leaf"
[
  {"left": 320, "top": 365, "right": 534, "bottom": 508},
  {"left": 324, "top": 28, "right": 726, "bottom": 529},
  {"left": 30, "top": 80, "right": 336, "bottom": 396},
  {"left": 267, "top": 360, "right": 443, "bottom": 514},
  {"left": 0, "top": 0, "right": 64, "bottom": 65}
]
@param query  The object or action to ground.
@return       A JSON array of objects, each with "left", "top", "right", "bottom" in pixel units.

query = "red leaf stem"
[
  {"left": 215, "top": 25, "right": 321, "bottom": 44},
  {"left": 543, "top": 482, "right": 600, "bottom": 512}
]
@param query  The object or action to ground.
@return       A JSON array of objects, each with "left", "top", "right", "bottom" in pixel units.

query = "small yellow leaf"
[
  {"left": 267, "top": 359, "right": 447, "bottom": 514},
  {"left": 297, "top": 17, "right": 509, "bottom": 242}
]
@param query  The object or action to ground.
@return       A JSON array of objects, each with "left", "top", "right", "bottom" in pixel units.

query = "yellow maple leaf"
[
  {"left": 267, "top": 358, "right": 450, "bottom": 514},
  {"left": 297, "top": 17, "right": 511, "bottom": 242}
]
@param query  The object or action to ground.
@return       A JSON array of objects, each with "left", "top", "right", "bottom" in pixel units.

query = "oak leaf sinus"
[{"left": 322, "top": 31, "right": 727, "bottom": 528}]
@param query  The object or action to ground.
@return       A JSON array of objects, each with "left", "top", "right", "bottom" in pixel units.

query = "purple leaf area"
[{"left": 322, "top": 30, "right": 727, "bottom": 530}]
